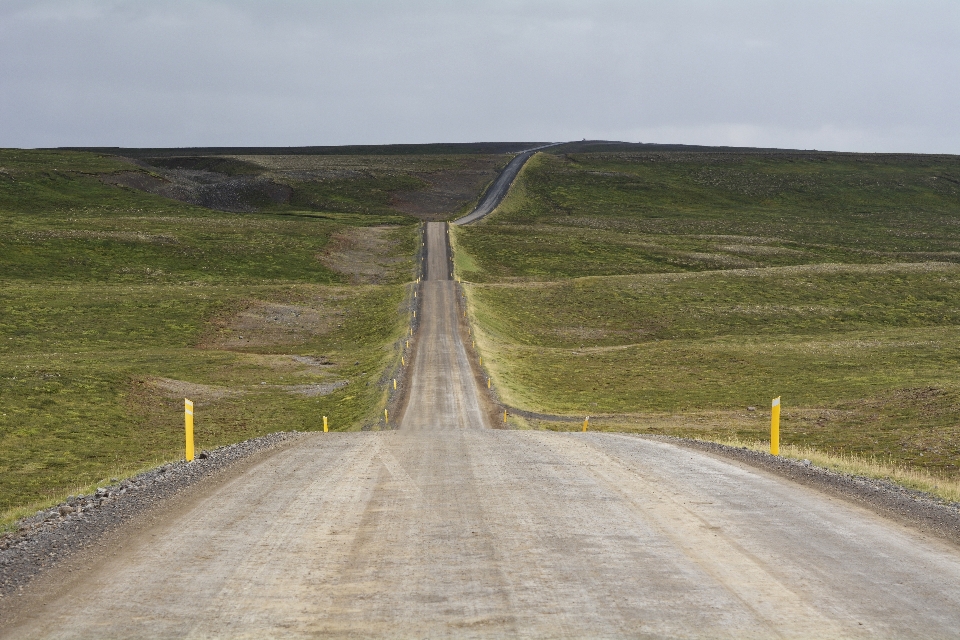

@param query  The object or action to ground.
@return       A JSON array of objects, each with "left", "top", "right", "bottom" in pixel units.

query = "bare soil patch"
[
  {"left": 146, "top": 377, "right": 242, "bottom": 405},
  {"left": 281, "top": 381, "right": 349, "bottom": 397},
  {"left": 204, "top": 301, "right": 335, "bottom": 350},
  {"left": 238, "top": 353, "right": 335, "bottom": 373},
  {"left": 319, "top": 226, "right": 408, "bottom": 284}
]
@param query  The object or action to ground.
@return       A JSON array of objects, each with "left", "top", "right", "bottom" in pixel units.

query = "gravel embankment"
[
  {"left": 662, "top": 435, "right": 960, "bottom": 545},
  {"left": 0, "top": 431, "right": 301, "bottom": 600}
]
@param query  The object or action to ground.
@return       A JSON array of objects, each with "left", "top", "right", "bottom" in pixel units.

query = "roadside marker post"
[
  {"left": 583, "top": 416, "right": 590, "bottom": 432},
  {"left": 771, "top": 397, "right": 781, "bottom": 456},
  {"left": 184, "top": 399, "right": 195, "bottom": 462},
  {"left": 384, "top": 409, "right": 389, "bottom": 424},
  {"left": 503, "top": 409, "right": 508, "bottom": 424},
  {"left": 479, "top": 357, "right": 482, "bottom": 366},
  {"left": 401, "top": 356, "right": 405, "bottom": 366},
  {"left": 393, "top": 378, "right": 397, "bottom": 390},
  {"left": 487, "top": 377, "right": 491, "bottom": 389},
  {"left": 323, "top": 416, "right": 328, "bottom": 433}
]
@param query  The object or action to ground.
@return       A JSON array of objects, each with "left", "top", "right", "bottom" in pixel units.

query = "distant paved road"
[
  {"left": 5, "top": 222, "right": 960, "bottom": 638},
  {"left": 453, "top": 143, "right": 559, "bottom": 225}
]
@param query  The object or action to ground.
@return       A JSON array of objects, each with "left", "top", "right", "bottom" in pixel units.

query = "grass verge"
[{"left": 453, "top": 148, "right": 960, "bottom": 486}]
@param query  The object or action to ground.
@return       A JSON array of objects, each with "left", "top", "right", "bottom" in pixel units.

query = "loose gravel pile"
[
  {"left": 665, "top": 435, "right": 960, "bottom": 545},
  {"left": 0, "top": 431, "right": 301, "bottom": 600}
]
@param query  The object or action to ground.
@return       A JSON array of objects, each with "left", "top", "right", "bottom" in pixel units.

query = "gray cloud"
[{"left": 1, "top": 0, "right": 958, "bottom": 152}]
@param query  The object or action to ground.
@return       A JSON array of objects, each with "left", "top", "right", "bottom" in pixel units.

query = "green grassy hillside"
[
  {"left": 454, "top": 150, "right": 960, "bottom": 477},
  {"left": 0, "top": 149, "right": 432, "bottom": 522}
]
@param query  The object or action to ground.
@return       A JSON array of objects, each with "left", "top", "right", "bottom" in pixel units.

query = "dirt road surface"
[{"left": 4, "top": 222, "right": 960, "bottom": 638}]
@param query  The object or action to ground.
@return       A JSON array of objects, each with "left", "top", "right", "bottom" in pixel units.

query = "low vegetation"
[
  {"left": 2, "top": 147, "right": 506, "bottom": 524},
  {"left": 454, "top": 148, "right": 960, "bottom": 487}
]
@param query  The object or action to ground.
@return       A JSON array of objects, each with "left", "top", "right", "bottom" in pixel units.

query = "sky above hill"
[{"left": 2, "top": 1, "right": 958, "bottom": 153}]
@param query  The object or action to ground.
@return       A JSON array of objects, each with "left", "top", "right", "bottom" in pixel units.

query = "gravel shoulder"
[
  {"left": 0, "top": 431, "right": 301, "bottom": 611},
  {"left": 668, "top": 435, "right": 960, "bottom": 547}
]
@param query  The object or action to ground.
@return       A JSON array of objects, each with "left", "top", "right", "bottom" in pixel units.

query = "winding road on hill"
[
  {"left": 453, "top": 143, "right": 559, "bottom": 225},
  {"left": 5, "top": 150, "right": 960, "bottom": 638}
]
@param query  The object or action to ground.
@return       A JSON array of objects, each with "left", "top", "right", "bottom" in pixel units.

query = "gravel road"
[
  {"left": 453, "top": 143, "right": 558, "bottom": 225},
  {"left": 4, "top": 222, "right": 960, "bottom": 638}
]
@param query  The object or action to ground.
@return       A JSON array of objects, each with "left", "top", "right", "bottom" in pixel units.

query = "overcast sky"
[{"left": 2, "top": 1, "right": 959, "bottom": 153}]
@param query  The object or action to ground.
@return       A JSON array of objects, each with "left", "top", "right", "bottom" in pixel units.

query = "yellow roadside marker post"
[
  {"left": 583, "top": 416, "right": 590, "bottom": 432},
  {"left": 503, "top": 409, "right": 508, "bottom": 424},
  {"left": 487, "top": 377, "right": 491, "bottom": 389},
  {"left": 393, "top": 379, "right": 397, "bottom": 390},
  {"left": 771, "top": 397, "right": 781, "bottom": 455},
  {"left": 479, "top": 356, "right": 482, "bottom": 366},
  {"left": 184, "top": 399, "right": 195, "bottom": 462},
  {"left": 323, "top": 416, "right": 328, "bottom": 433},
  {"left": 384, "top": 409, "right": 389, "bottom": 424},
  {"left": 401, "top": 356, "right": 405, "bottom": 366}
]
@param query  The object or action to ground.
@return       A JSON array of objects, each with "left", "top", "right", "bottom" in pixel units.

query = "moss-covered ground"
[
  {"left": 0, "top": 149, "right": 428, "bottom": 521},
  {"left": 454, "top": 149, "right": 960, "bottom": 478}
]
